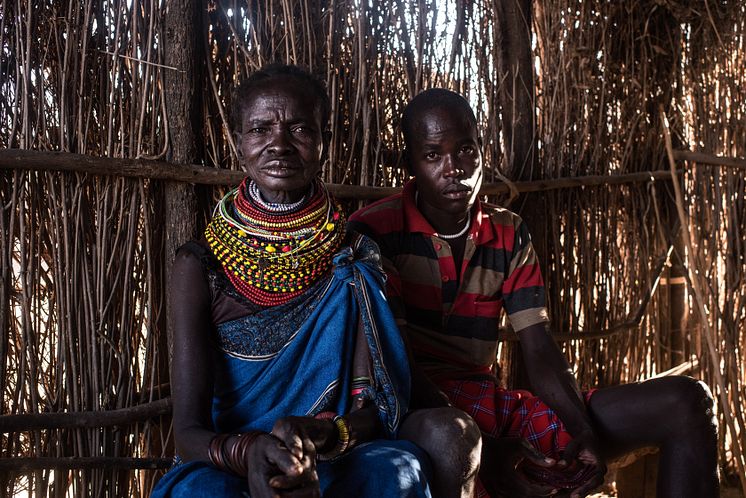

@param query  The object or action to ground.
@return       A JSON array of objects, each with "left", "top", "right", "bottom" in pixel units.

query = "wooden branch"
[
  {"left": 0, "top": 457, "right": 172, "bottom": 471},
  {"left": 482, "top": 170, "right": 673, "bottom": 195},
  {"left": 0, "top": 149, "right": 247, "bottom": 186},
  {"left": 2, "top": 149, "right": 740, "bottom": 200},
  {"left": 673, "top": 150, "right": 746, "bottom": 170},
  {"left": 0, "top": 398, "right": 171, "bottom": 433},
  {"left": 0, "top": 149, "right": 674, "bottom": 199}
]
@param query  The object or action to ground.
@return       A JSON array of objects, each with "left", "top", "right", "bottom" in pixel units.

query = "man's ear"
[{"left": 402, "top": 148, "right": 413, "bottom": 177}]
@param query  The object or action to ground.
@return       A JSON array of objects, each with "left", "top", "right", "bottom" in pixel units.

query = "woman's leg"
[
  {"left": 587, "top": 376, "right": 718, "bottom": 498},
  {"left": 150, "top": 461, "right": 249, "bottom": 497},
  {"left": 318, "top": 439, "right": 433, "bottom": 498},
  {"left": 399, "top": 407, "right": 482, "bottom": 498}
]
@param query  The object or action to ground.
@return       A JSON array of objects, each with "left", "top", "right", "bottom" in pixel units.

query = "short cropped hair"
[
  {"left": 231, "top": 63, "right": 331, "bottom": 133},
  {"left": 401, "top": 88, "right": 477, "bottom": 148}
]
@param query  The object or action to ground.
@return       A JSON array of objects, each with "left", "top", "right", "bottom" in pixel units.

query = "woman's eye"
[
  {"left": 461, "top": 146, "right": 475, "bottom": 155},
  {"left": 425, "top": 152, "right": 439, "bottom": 160},
  {"left": 248, "top": 127, "right": 267, "bottom": 134}
]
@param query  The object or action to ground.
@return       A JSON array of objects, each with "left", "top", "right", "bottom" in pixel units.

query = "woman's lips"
[{"left": 262, "top": 162, "right": 299, "bottom": 177}]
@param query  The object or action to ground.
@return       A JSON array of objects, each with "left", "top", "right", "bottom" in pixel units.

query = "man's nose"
[{"left": 442, "top": 155, "right": 462, "bottom": 178}]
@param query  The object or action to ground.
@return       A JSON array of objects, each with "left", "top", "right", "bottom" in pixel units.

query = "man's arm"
[
  {"left": 517, "top": 322, "right": 607, "bottom": 497},
  {"left": 516, "top": 323, "right": 593, "bottom": 439}
]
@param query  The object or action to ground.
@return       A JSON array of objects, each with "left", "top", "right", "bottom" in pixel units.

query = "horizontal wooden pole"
[
  {"left": 485, "top": 170, "right": 673, "bottom": 195},
  {"left": 0, "top": 457, "right": 171, "bottom": 471},
  {"left": 0, "top": 149, "right": 681, "bottom": 200},
  {"left": 0, "top": 149, "right": 247, "bottom": 185},
  {"left": 673, "top": 150, "right": 746, "bottom": 170},
  {"left": 0, "top": 398, "right": 171, "bottom": 433},
  {"left": 2, "top": 149, "right": 739, "bottom": 200}
]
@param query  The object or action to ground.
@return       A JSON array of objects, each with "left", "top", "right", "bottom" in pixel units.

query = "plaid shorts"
[{"left": 439, "top": 378, "right": 597, "bottom": 497}]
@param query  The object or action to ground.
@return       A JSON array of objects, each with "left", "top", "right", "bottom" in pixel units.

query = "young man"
[{"left": 348, "top": 88, "right": 719, "bottom": 498}]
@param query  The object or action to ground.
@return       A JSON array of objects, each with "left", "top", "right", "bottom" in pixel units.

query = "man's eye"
[
  {"left": 248, "top": 127, "right": 267, "bottom": 134},
  {"left": 291, "top": 126, "right": 308, "bottom": 133}
]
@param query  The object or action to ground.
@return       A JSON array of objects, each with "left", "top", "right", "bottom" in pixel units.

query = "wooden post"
[
  {"left": 493, "top": 0, "right": 540, "bottom": 391},
  {"left": 158, "top": 0, "right": 204, "bottom": 466},
  {"left": 163, "top": 0, "right": 203, "bottom": 358}
]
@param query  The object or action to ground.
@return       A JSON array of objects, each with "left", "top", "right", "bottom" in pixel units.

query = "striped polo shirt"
[{"left": 348, "top": 180, "right": 549, "bottom": 380}]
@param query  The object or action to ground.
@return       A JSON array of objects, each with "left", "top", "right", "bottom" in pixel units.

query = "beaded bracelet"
[
  {"left": 316, "top": 415, "right": 351, "bottom": 461},
  {"left": 208, "top": 431, "right": 264, "bottom": 476}
]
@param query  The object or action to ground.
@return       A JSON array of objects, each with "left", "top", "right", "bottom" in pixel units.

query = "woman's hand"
[
  {"left": 246, "top": 432, "right": 320, "bottom": 498},
  {"left": 271, "top": 416, "right": 338, "bottom": 457}
]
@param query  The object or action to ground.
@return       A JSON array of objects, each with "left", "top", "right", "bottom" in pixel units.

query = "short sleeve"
[{"left": 502, "top": 219, "right": 550, "bottom": 332}]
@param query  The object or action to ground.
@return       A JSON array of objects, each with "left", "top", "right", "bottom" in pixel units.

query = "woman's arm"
[
  {"left": 170, "top": 248, "right": 218, "bottom": 462},
  {"left": 171, "top": 249, "right": 316, "bottom": 496}
]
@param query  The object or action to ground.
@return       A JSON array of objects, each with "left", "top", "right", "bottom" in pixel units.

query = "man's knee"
[
  {"left": 401, "top": 407, "right": 482, "bottom": 461},
  {"left": 668, "top": 376, "right": 717, "bottom": 432}
]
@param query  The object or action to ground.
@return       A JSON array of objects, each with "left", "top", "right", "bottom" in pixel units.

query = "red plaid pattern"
[{"left": 440, "top": 379, "right": 597, "bottom": 495}]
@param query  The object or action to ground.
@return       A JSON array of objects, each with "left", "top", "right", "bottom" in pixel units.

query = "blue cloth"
[
  {"left": 151, "top": 439, "right": 432, "bottom": 497},
  {"left": 152, "top": 236, "right": 428, "bottom": 497}
]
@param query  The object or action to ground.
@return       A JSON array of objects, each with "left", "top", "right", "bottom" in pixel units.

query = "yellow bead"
[
  {"left": 266, "top": 245, "right": 276, "bottom": 253},
  {"left": 325, "top": 223, "right": 335, "bottom": 231}
]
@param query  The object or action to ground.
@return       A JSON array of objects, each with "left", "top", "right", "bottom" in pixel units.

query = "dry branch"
[
  {"left": 0, "top": 457, "right": 172, "bottom": 471},
  {"left": 0, "top": 398, "right": 171, "bottom": 433},
  {"left": 1, "top": 149, "right": 678, "bottom": 198}
]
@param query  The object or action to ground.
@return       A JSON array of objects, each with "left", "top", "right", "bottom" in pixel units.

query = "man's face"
[
  {"left": 407, "top": 106, "right": 483, "bottom": 219},
  {"left": 236, "top": 79, "right": 325, "bottom": 203}
]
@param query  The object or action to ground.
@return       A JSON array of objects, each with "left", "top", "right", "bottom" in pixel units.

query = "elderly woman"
[{"left": 151, "top": 65, "right": 480, "bottom": 498}]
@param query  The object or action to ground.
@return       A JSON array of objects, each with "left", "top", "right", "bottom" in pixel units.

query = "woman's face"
[{"left": 236, "top": 79, "right": 325, "bottom": 204}]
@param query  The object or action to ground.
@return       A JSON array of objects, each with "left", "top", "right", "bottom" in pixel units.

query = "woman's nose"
[{"left": 267, "top": 128, "right": 292, "bottom": 154}]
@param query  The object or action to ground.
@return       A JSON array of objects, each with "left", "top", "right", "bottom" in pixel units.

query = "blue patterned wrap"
[{"left": 210, "top": 235, "right": 410, "bottom": 437}]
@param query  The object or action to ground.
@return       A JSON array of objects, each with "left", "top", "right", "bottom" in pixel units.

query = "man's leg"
[
  {"left": 587, "top": 376, "right": 718, "bottom": 498},
  {"left": 399, "top": 407, "right": 482, "bottom": 498}
]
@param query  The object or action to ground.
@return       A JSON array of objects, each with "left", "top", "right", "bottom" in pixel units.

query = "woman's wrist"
[
  {"left": 208, "top": 431, "right": 264, "bottom": 476},
  {"left": 313, "top": 412, "right": 352, "bottom": 460}
]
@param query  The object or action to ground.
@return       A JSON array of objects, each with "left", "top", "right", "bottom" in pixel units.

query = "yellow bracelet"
[
  {"left": 333, "top": 416, "right": 351, "bottom": 454},
  {"left": 318, "top": 415, "right": 351, "bottom": 460}
]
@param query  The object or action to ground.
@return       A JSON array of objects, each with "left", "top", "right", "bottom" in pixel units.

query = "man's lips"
[{"left": 443, "top": 184, "right": 472, "bottom": 197}]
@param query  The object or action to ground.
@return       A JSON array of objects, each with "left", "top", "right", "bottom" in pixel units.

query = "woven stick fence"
[{"left": 1, "top": 0, "right": 744, "bottom": 496}]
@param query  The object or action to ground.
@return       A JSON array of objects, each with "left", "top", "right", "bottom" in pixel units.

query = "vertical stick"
[{"left": 661, "top": 110, "right": 746, "bottom": 491}]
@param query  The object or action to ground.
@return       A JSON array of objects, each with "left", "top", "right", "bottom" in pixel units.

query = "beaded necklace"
[
  {"left": 206, "top": 177, "right": 345, "bottom": 306},
  {"left": 247, "top": 180, "right": 311, "bottom": 213},
  {"left": 415, "top": 191, "right": 472, "bottom": 240}
]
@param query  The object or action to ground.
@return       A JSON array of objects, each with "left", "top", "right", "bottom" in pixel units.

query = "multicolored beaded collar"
[{"left": 205, "top": 177, "right": 345, "bottom": 306}]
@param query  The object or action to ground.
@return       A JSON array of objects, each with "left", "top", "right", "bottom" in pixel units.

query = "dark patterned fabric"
[{"left": 442, "top": 379, "right": 597, "bottom": 491}]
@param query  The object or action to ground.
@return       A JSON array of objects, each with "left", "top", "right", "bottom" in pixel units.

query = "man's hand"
[
  {"left": 480, "top": 435, "right": 558, "bottom": 498},
  {"left": 246, "top": 432, "right": 320, "bottom": 498},
  {"left": 559, "top": 431, "right": 606, "bottom": 498}
]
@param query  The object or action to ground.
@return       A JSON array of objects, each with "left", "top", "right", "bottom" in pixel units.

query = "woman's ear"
[
  {"left": 321, "top": 130, "right": 332, "bottom": 162},
  {"left": 234, "top": 132, "right": 243, "bottom": 157}
]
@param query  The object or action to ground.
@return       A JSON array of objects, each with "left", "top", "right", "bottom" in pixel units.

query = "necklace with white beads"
[
  {"left": 248, "top": 180, "right": 311, "bottom": 213},
  {"left": 415, "top": 191, "right": 471, "bottom": 239}
]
